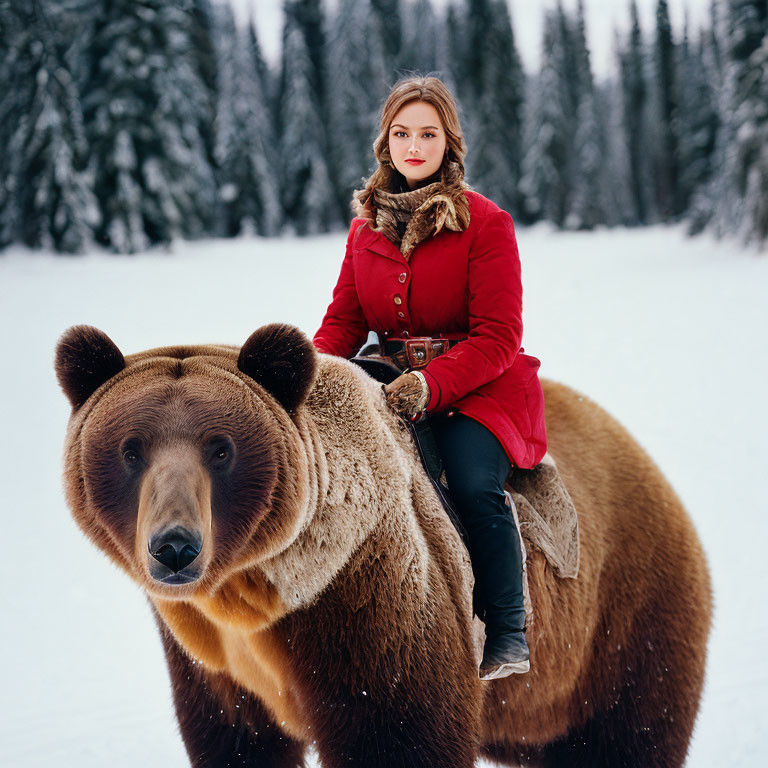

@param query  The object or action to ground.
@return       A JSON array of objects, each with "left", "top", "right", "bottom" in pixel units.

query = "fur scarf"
[{"left": 367, "top": 181, "right": 470, "bottom": 260}]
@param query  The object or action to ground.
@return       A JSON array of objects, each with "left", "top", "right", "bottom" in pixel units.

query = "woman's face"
[{"left": 388, "top": 101, "right": 447, "bottom": 190}]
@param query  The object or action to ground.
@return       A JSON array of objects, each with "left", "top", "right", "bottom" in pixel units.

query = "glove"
[{"left": 382, "top": 371, "right": 430, "bottom": 419}]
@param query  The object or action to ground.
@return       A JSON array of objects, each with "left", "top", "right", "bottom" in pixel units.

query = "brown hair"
[{"left": 351, "top": 74, "right": 473, "bottom": 225}]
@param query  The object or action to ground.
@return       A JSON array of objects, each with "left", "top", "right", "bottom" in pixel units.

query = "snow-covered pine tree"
[
  {"left": 290, "top": 0, "right": 328, "bottom": 106},
  {"left": 190, "top": 0, "right": 219, "bottom": 173},
  {"left": 2, "top": 1, "right": 99, "bottom": 254},
  {"left": 431, "top": 2, "right": 460, "bottom": 94},
  {"left": 653, "top": 0, "right": 682, "bottom": 220},
  {"left": 432, "top": 5, "right": 461, "bottom": 96},
  {"left": 707, "top": 0, "right": 725, "bottom": 90},
  {"left": 0, "top": 0, "right": 21, "bottom": 249},
  {"left": 676, "top": 12, "right": 694, "bottom": 210},
  {"left": 213, "top": 2, "right": 280, "bottom": 238},
  {"left": 371, "top": 0, "right": 403, "bottom": 75},
  {"left": 598, "top": 69, "right": 636, "bottom": 227},
  {"left": 462, "top": 0, "right": 492, "bottom": 98},
  {"left": 83, "top": 0, "right": 216, "bottom": 253},
  {"left": 619, "top": 0, "right": 653, "bottom": 224},
  {"left": 556, "top": 0, "right": 581, "bottom": 124},
  {"left": 740, "top": 33, "right": 768, "bottom": 248},
  {"left": 568, "top": 0, "right": 607, "bottom": 230},
  {"left": 465, "top": 0, "right": 525, "bottom": 218},
  {"left": 677, "top": 17, "right": 720, "bottom": 220},
  {"left": 278, "top": 5, "right": 338, "bottom": 233},
  {"left": 551, "top": 0, "right": 586, "bottom": 226},
  {"left": 519, "top": 8, "right": 570, "bottom": 226},
  {"left": 248, "top": 15, "right": 274, "bottom": 116},
  {"left": 326, "top": 0, "right": 389, "bottom": 220},
  {"left": 443, "top": 1, "right": 469, "bottom": 98},
  {"left": 399, "top": 0, "right": 441, "bottom": 76},
  {"left": 573, "top": 0, "right": 592, "bottom": 94},
  {"left": 697, "top": 0, "right": 767, "bottom": 248},
  {"left": 286, "top": 0, "right": 334, "bottom": 198}
]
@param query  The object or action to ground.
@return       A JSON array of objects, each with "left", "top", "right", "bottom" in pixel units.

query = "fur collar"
[{"left": 372, "top": 181, "right": 469, "bottom": 259}]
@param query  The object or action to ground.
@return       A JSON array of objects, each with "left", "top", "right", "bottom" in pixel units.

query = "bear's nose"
[{"left": 148, "top": 527, "right": 202, "bottom": 573}]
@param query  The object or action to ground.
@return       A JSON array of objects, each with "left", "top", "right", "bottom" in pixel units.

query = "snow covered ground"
[{"left": 1, "top": 223, "right": 766, "bottom": 766}]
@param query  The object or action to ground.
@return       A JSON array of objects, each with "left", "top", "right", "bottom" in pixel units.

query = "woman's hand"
[{"left": 382, "top": 372, "right": 430, "bottom": 419}]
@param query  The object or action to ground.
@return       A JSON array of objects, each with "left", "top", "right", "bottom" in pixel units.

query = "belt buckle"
[{"left": 405, "top": 338, "right": 431, "bottom": 369}]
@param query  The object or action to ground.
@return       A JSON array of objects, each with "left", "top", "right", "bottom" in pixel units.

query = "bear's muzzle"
[{"left": 136, "top": 442, "right": 213, "bottom": 589}]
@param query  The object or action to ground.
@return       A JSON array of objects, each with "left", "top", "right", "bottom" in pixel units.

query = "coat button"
[
  {"left": 397, "top": 311, "right": 405, "bottom": 318},
  {"left": 398, "top": 272, "right": 407, "bottom": 283},
  {"left": 393, "top": 295, "right": 402, "bottom": 305}
]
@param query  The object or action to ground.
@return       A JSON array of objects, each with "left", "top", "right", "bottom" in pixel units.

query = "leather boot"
[
  {"left": 467, "top": 492, "right": 529, "bottom": 680},
  {"left": 479, "top": 629, "right": 530, "bottom": 679}
]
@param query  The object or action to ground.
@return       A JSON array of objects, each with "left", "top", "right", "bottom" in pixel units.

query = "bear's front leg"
[
  {"left": 309, "top": 686, "right": 480, "bottom": 768},
  {"left": 153, "top": 611, "right": 306, "bottom": 768},
  {"left": 283, "top": 593, "right": 481, "bottom": 767}
]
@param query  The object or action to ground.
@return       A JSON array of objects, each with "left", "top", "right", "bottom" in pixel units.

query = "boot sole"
[{"left": 479, "top": 658, "right": 530, "bottom": 680}]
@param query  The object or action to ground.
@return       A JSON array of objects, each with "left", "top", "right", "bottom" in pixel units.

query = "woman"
[{"left": 312, "top": 76, "right": 547, "bottom": 681}]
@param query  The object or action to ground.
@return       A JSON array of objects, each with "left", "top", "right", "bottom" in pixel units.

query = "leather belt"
[{"left": 376, "top": 332, "right": 465, "bottom": 371}]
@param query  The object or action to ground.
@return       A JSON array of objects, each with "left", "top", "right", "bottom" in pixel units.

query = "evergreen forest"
[{"left": 1, "top": 0, "right": 766, "bottom": 254}]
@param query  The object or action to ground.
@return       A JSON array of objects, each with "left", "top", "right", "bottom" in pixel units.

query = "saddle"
[{"left": 349, "top": 333, "right": 580, "bottom": 594}]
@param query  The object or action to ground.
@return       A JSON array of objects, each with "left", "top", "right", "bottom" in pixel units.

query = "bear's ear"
[
  {"left": 54, "top": 325, "right": 126, "bottom": 410},
  {"left": 237, "top": 324, "right": 318, "bottom": 413}
]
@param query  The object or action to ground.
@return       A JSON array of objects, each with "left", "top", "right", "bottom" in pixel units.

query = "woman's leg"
[{"left": 429, "top": 412, "right": 526, "bottom": 639}]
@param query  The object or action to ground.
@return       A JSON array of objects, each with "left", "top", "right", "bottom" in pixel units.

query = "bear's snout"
[
  {"left": 148, "top": 526, "right": 203, "bottom": 584},
  {"left": 136, "top": 442, "right": 213, "bottom": 589}
]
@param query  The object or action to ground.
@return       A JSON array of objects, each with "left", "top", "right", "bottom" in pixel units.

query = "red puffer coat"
[{"left": 312, "top": 189, "right": 547, "bottom": 469}]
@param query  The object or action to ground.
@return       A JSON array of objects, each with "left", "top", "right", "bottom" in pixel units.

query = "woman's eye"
[{"left": 393, "top": 131, "right": 435, "bottom": 138}]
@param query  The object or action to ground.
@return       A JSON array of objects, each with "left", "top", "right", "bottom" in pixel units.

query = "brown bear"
[{"left": 55, "top": 322, "right": 712, "bottom": 768}]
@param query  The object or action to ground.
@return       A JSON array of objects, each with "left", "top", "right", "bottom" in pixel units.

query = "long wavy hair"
[{"left": 351, "top": 75, "right": 473, "bottom": 226}]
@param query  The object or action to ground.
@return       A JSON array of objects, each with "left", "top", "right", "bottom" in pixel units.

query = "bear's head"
[{"left": 55, "top": 323, "right": 319, "bottom": 599}]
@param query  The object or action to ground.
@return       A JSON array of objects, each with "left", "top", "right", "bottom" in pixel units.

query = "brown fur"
[{"left": 55, "top": 324, "right": 712, "bottom": 767}]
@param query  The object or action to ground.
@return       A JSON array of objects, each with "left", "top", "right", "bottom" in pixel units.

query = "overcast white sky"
[{"left": 223, "top": 0, "right": 713, "bottom": 79}]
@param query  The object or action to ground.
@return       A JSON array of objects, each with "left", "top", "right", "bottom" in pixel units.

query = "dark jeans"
[{"left": 429, "top": 411, "right": 526, "bottom": 636}]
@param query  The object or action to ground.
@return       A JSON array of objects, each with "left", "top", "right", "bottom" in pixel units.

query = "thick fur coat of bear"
[{"left": 55, "top": 323, "right": 712, "bottom": 767}]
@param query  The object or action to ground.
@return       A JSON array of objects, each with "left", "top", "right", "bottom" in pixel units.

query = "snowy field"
[{"left": 0, "top": 223, "right": 766, "bottom": 766}]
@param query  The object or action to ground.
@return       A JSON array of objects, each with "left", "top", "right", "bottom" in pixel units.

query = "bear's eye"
[
  {"left": 207, "top": 436, "right": 235, "bottom": 469},
  {"left": 120, "top": 438, "right": 144, "bottom": 470}
]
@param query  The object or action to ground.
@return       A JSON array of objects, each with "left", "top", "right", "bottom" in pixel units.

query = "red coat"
[{"left": 312, "top": 189, "right": 547, "bottom": 469}]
